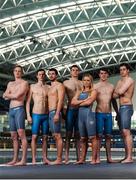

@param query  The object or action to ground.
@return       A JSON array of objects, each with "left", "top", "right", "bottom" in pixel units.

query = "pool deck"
[
  {"left": 0, "top": 161, "right": 136, "bottom": 179},
  {"left": 0, "top": 148, "right": 136, "bottom": 179}
]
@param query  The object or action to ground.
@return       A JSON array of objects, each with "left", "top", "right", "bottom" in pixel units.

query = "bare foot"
[
  {"left": 6, "top": 160, "right": 18, "bottom": 166},
  {"left": 31, "top": 159, "right": 36, "bottom": 165},
  {"left": 74, "top": 160, "right": 85, "bottom": 164},
  {"left": 49, "top": 160, "right": 62, "bottom": 165},
  {"left": 95, "top": 159, "right": 101, "bottom": 164},
  {"left": 32, "top": 161, "right": 36, "bottom": 165},
  {"left": 14, "top": 161, "right": 26, "bottom": 166},
  {"left": 64, "top": 160, "right": 70, "bottom": 165},
  {"left": 90, "top": 161, "right": 97, "bottom": 165},
  {"left": 119, "top": 158, "right": 126, "bottom": 162},
  {"left": 121, "top": 159, "right": 133, "bottom": 164},
  {"left": 43, "top": 158, "right": 51, "bottom": 165},
  {"left": 107, "top": 159, "right": 118, "bottom": 163}
]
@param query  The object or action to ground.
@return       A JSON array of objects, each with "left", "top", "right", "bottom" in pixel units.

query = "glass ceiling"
[{"left": 0, "top": 0, "right": 136, "bottom": 82}]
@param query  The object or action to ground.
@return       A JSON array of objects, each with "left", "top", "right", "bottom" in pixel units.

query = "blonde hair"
[{"left": 82, "top": 73, "right": 93, "bottom": 95}]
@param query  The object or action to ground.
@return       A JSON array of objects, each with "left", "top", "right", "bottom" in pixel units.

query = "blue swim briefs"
[{"left": 32, "top": 113, "right": 49, "bottom": 135}]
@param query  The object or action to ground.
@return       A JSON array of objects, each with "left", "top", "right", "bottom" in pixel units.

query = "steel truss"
[{"left": 0, "top": 0, "right": 136, "bottom": 81}]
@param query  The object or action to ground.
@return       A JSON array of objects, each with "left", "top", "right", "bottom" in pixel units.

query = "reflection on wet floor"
[{"left": 0, "top": 148, "right": 131, "bottom": 164}]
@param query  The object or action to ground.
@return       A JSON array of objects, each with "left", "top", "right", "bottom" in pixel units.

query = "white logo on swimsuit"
[{"left": 89, "top": 121, "right": 94, "bottom": 125}]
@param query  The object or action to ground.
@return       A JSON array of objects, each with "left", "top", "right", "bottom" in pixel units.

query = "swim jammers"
[
  {"left": 96, "top": 112, "right": 112, "bottom": 136},
  {"left": 9, "top": 106, "right": 25, "bottom": 132},
  {"left": 78, "top": 91, "right": 96, "bottom": 137},
  {"left": 66, "top": 107, "right": 79, "bottom": 133},
  {"left": 49, "top": 110, "right": 61, "bottom": 133},
  {"left": 32, "top": 113, "right": 49, "bottom": 135},
  {"left": 119, "top": 105, "right": 133, "bottom": 130},
  {"left": 78, "top": 107, "right": 96, "bottom": 137}
]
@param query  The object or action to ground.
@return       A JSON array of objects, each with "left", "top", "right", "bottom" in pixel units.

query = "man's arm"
[
  {"left": 63, "top": 82, "right": 69, "bottom": 106},
  {"left": 26, "top": 85, "right": 33, "bottom": 123},
  {"left": 114, "top": 78, "right": 134, "bottom": 97},
  {"left": 3, "top": 82, "right": 11, "bottom": 100},
  {"left": 53, "top": 84, "right": 65, "bottom": 123},
  {"left": 113, "top": 81, "right": 121, "bottom": 99},
  {"left": 113, "top": 91, "right": 119, "bottom": 99},
  {"left": 111, "top": 98, "right": 118, "bottom": 113},
  {"left": 4, "top": 81, "right": 29, "bottom": 100},
  {"left": 111, "top": 98, "right": 119, "bottom": 118},
  {"left": 63, "top": 81, "right": 71, "bottom": 104},
  {"left": 13, "top": 81, "right": 29, "bottom": 99},
  {"left": 56, "top": 84, "right": 65, "bottom": 114},
  {"left": 62, "top": 94, "right": 68, "bottom": 120}
]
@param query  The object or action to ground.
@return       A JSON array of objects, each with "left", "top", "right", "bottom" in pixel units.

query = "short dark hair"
[
  {"left": 36, "top": 69, "right": 45, "bottom": 74},
  {"left": 99, "top": 68, "right": 109, "bottom": 74},
  {"left": 48, "top": 68, "right": 58, "bottom": 75},
  {"left": 119, "top": 63, "right": 130, "bottom": 70},
  {"left": 70, "top": 65, "right": 79, "bottom": 70},
  {"left": 13, "top": 64, "right": 23, "bottom": 73}
]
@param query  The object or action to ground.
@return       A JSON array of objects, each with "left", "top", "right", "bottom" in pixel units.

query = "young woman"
[{"left": 71, "top": 74, "right": 97, "bottom": 164}]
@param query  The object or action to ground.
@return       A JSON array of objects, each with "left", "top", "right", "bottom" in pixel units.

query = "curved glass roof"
[{"left": 0, "top": 0, "right": 136, "bottom": 84}]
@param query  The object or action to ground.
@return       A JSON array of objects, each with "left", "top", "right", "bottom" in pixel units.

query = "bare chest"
[
  {"left": 48, "top": 87, "right": 57, "bottom": 97},
  {"left": 9, "top": 82, "right": 22, "bottom": 92},
  {"left": 65, "top": 81, "right": 77, "bottom": 91},
  {"left": 97, "top": 86, "right": 113, "bottom": 96},
  {"left": 118, "top": 81, "right": 124, "bottom": 88},
  {"left": 33, "top": 87, "right": 48, "bottom": 97}
]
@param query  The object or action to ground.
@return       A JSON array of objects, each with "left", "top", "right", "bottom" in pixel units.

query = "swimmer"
[
  {"left": 94, "top": 68, "right": 119, "bottom": 164},
  {"left": 48, "top": 68, "right": 65, "bottom": 165},
  {"left": 113, "top": 63, "right": 135, "bottom": 163},
  {"left": 63, "top": 65, "right": 82, "bottom": 164},
  {"left": 3, "top": 65, "right": 29, "bottom": 166},
  {"left": 26, "top": 69, "right": 50, "bottom": 165},
  {"left": 71, "top": 74, "right": 97, "bottom": 164}
]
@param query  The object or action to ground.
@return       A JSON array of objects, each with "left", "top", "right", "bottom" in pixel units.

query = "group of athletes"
[{"left": 2, "top": 63, "right": 135, "bottom": 166}]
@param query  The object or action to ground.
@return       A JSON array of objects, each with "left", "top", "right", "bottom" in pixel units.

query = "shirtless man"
[
  {"left": 63, "top": 65, "right": 82, "bottom": 164},
  {"left": 94, "top": 68, "right": 119, "bottom": 163},
  {"left": 113, "top": 63, "right": 135, "bottom": 163},
  {"left": 48, "top": 68, "right": 65, "bottom": 165},
  {"left": 26, "top": 69, "right": 50, "bottom": 165},
  {"left": 3, "top": 65, "right": 29, "bottom": 166}
]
